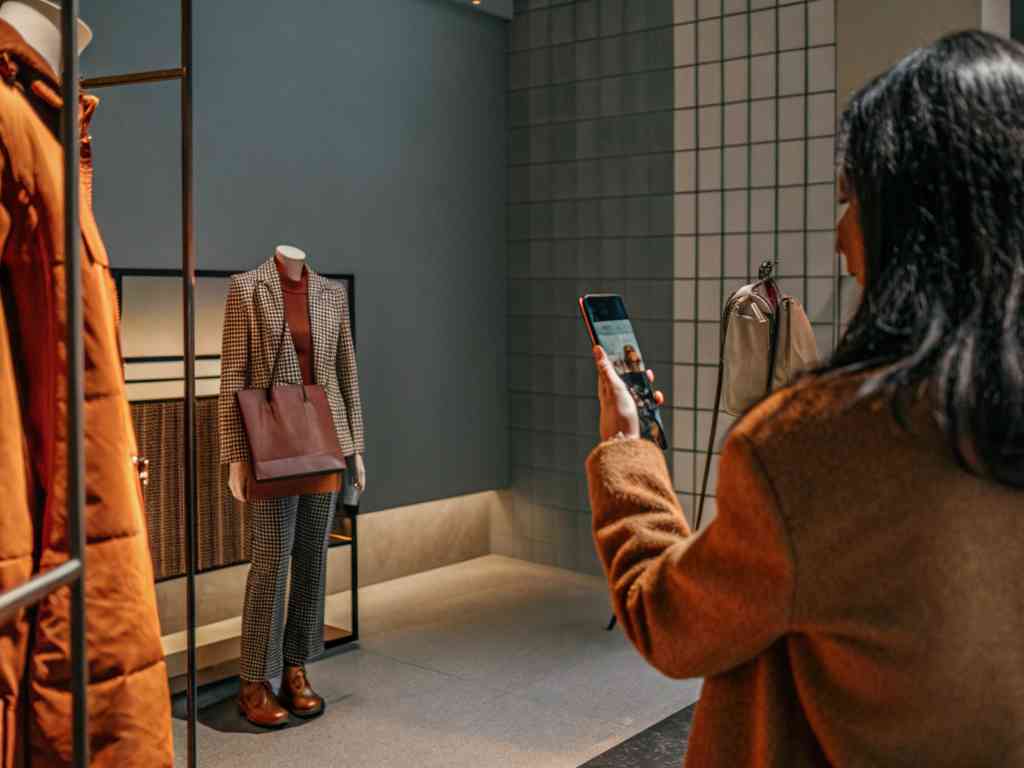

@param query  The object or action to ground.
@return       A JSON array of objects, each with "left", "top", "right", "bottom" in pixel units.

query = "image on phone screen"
[{"left": 580, "top": 295, "right": 668, "bottom": 449}]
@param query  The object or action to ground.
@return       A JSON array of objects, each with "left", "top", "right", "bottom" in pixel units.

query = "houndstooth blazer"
[{"left": 218, "top": 257, "right": 365, "bottom": 464}]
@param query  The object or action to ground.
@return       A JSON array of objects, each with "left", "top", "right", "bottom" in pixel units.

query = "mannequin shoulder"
[
  {"left": 315, "top": 274, "right": 349, "bottom": 301},
  {"left": 227, "top": 268, "right": 262, "bottom": 292},
  {"left": 224, "top": 269, "right": 263, "bottom": 306}
]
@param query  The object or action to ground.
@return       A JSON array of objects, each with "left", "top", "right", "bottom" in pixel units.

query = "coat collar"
[
  {"left": 0, "top": 20, "right": 99, "bottom": 135},
  {"left": 0, "top": 19, "right": 59, "bottom": 88},
  {"left": 254, "top": 255, "right": 327, "bottom": 304}
]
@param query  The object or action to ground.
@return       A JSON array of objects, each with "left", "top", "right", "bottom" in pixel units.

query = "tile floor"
[{"left": 173, "top": 555, "right": 702, "bottom": 768}]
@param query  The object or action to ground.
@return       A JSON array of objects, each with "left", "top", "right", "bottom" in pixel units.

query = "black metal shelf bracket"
[{"left": 82, "top": 66, "right": 185, "bottom": 89}]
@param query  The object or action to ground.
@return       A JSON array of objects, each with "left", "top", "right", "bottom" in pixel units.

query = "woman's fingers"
[
  {"left": 594, "top": 346, "right": 618, "bottom": 390},
  {"left": 646, "top": 370, "right": 664, "bottom": 404}
]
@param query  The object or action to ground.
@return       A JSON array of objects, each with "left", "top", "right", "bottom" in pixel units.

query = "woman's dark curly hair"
[{"left": 827, "top": 30, "right": 1024, "bottom": 487}]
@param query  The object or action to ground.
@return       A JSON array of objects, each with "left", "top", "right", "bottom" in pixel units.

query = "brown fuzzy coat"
[{"left": 587, "top": 372, "right": 1024, "bottom": 766}]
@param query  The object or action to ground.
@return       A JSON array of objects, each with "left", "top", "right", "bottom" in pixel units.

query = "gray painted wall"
[
  {"left": 80, "top": 0, "right": 509, "bottom": 513},
  {"left": 836, "top": 0, "right": 980, "bottom": 112}
]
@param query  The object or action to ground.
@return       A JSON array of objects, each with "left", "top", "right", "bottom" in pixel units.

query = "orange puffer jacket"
[{"left": 0, "top": 21, "right": 172, "bottom": 767}]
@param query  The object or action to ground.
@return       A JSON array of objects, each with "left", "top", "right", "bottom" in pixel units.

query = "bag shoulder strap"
[{"left": 254, "top": 282, "right": 290, "bottom": 393}]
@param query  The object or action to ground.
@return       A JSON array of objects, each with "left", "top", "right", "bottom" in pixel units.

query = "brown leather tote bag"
[{"left": 236, "top": 296, "right": 345, "bottom": 500}]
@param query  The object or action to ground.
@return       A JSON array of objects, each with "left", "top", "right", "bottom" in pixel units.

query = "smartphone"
[{"left": 579, "top": 294, "right": 668, "bottom": 449}]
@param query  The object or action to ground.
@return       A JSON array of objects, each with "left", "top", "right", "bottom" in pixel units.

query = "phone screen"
[{"left": 581, "top": 295, "right": 668, "bottom": 449}]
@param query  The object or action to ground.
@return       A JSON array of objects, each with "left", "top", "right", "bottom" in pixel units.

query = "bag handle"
[
  {"left": 255, "top": 280, "right": 306, "bottom": 402},
  {"left": 695, "top": 287, "right": 735, "bottom": 531}
]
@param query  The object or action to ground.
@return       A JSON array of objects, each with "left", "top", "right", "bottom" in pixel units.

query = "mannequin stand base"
[
  {"left": 165, "top": 621, "right": 357, "bottom": 694},
  {"left": 324, "top": 624, "right": 354, "bottom": 647}
]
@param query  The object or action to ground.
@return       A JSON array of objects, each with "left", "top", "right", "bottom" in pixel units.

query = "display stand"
[
  {"left": 111, "top": 265, "right": 360, "bottom": 676},
  {"left": 327, "top": 504, "right": 361, "bottom": 645},
  {"left": 82, "top": 8, "right": 361, "bottom": 762},
  {"left": 74, "top": 2, "right": 201, "bottom": 763}
]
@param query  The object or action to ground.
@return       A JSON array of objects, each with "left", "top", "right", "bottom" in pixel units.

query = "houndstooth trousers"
[{"left": 239, "top": 491, "right": 336, "bottom": 682}]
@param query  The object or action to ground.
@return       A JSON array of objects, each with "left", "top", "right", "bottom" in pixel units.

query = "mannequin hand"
[
  {"left": 353, "top": 454, "right": 366, "bottom": 492},
  {"left": 228, "top": 462, "right": 249, "bottom": 503},
  {"left": 594, "top": 346, "right": 664, "bottom": 441}
]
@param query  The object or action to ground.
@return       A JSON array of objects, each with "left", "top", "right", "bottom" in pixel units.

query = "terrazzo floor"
[{"left": 171, "top": 555, "right": 701, "bottom": 767}]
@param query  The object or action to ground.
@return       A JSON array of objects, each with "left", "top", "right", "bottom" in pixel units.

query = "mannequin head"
[
  {"left": 0, "top": 0, "right": 92, "bottom": 75},
  {"left": 275, "top": 244, "right": 307, "bottom": 262},
  {"left": 274, "top": 245, "right": 306, "bottom": 281}
]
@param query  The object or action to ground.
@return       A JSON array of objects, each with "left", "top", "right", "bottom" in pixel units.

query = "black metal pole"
[
  {"left": 349, "top": 505, "right": 359, "bottom": 640},
  {"left": 0, "top": 560, "right": 82, "bottom": 623},
  {"left": 61, "top": 2, "right": 87, "bottom": 766},
  {"left": 82, "top": 67, "right": 187, "bottom": 89},
  {"left": 181, "top": 1, "right": 198, "bottom": 766}
]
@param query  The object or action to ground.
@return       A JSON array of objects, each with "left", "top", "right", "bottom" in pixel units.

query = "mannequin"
[
  {"left": 0, "top": 0, "right": 93, "bottom": 75},
  {"left": 218, "top": 245, "right": 366, "bottom": 727},
  {"left": 227, "top": 243, "right": 367, "bottom": 502}
]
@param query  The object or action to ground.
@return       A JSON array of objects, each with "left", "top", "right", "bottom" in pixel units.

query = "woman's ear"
[{"left": 837, "top": 199, "right": 867, "bottom": 288}]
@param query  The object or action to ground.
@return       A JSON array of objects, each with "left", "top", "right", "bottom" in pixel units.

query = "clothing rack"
[
  {"left": 0, "top": 4, "right": 199, "bottom": 767},
  {"left": 76, "top": 3, "right": 200, "bottom": 765}
]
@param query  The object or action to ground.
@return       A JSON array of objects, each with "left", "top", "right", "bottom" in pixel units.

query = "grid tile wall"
[
  {"left": 505, "top": 0, "right": 678, "bottom": 574},
  {"left": 671, "top": 0, "right": 840, "bottom": 524},
  {"left": 503, "top": 0, "right": 844, "bottom": 573}
]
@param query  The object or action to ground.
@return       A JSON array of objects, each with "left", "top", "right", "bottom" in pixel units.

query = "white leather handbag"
[{"left": 695, "top": 262, "right": 819, "bottom": 530}]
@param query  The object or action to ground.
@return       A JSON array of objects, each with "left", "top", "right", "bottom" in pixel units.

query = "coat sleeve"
[
  {"left": 586, "top": 434, "right": 795, "bottom": 679},
  {"left": 336, "top": 287, "right": 365, "bottom": 455},
  {"left": 218, "top": 275, "right": 251, "bottom": 464}
]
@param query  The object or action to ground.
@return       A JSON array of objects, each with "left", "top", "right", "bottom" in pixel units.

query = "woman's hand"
[{"left": 593, "top": 345, "right": 665, "bottom": 441}]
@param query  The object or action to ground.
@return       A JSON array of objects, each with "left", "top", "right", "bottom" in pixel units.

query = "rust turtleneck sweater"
[{"left": 275, "top": 257, "right": 315, "bottom": 385}]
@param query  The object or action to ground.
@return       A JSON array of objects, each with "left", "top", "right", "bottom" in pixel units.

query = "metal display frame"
[
  {"left": 74, "top": 6, "right": 360, "bottom": 763},
  {"left": 74, "top": 2, "right": 201, "bottom": 762},
  {"left": 0, "top": 3, "right": 364, "bottom": 765},
  {"left": 0, "top": 2, "right": 359, "bottom": 761}
]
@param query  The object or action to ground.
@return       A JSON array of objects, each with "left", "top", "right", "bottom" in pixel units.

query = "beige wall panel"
[{"left": 838, "top": 1, "right": 981, "bottom": 112}]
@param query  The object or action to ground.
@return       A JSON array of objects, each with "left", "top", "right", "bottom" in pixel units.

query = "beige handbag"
[{"left": 695, "top": 262, "right": 819, "bottom": 529}]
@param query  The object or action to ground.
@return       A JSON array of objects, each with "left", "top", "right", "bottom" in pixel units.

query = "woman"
[{"left": 587, "top": 31, "right": 1024, "bottom": 766}]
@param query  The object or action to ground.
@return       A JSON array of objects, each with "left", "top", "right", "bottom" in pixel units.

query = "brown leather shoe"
[
  {"left": 238, "top": 681, "right": 289, "bottom": 728},
  {"left": 279, "top": 665, "right": 325, "bottom": 719}
]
